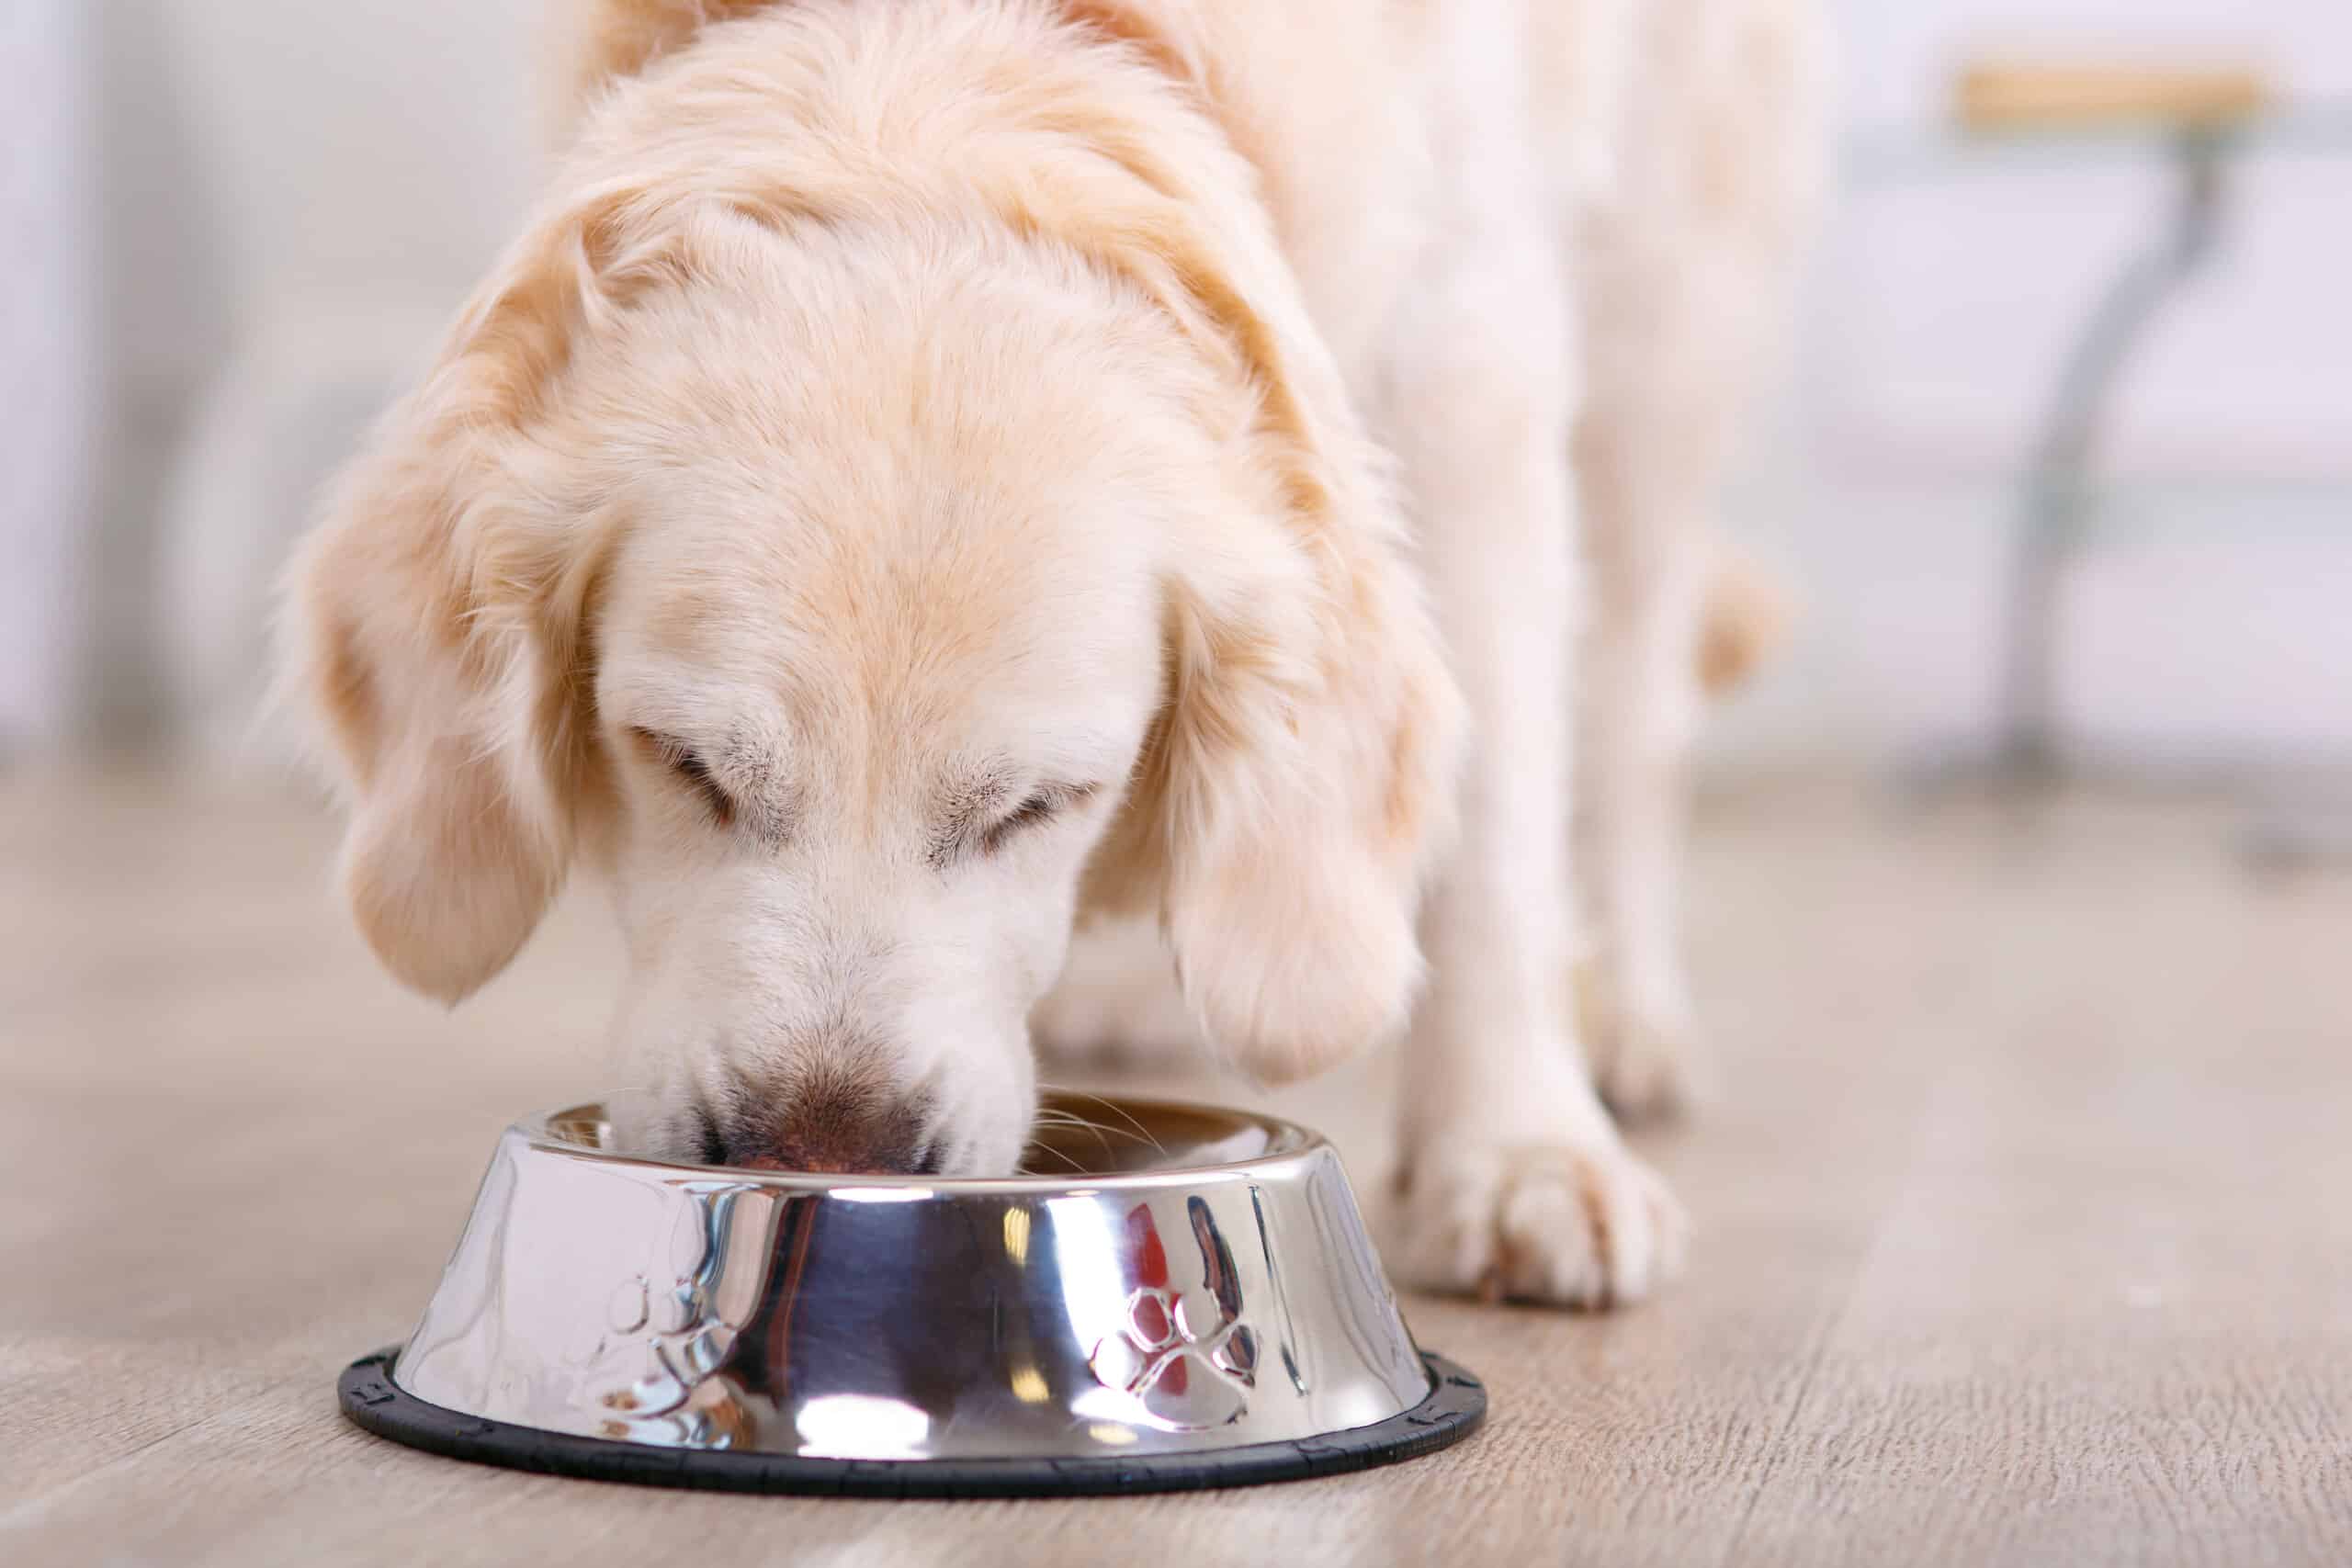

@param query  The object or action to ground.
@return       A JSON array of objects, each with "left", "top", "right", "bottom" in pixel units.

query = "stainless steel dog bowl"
[{"left": 340, "top": 1094, "right": 1483, "bottom": 1495}]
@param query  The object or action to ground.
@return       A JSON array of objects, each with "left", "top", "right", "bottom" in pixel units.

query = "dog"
[{"left": 282, "top": 0, "right": 1824, "bottom": 1306}]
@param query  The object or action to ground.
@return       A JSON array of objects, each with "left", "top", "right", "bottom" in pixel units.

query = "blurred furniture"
[
  {"left": 1958, "top": 63, "right": 2272, "bottom": 783},
  {"left": 1855, "top": 66, "right": 2352, "bottom": 807},
  {"left": 1952, "top": 63, "right": 2270, "bottom": 136}
]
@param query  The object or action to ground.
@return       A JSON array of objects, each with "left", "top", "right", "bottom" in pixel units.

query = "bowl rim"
[{"left": 518, "top": 1091, "right": 1337, "bottom": 1197}]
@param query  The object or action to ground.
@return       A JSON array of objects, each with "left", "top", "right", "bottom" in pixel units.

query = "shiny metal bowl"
[{"left": 340, "top": 1094, "right": 1483, "bottom": 1495}]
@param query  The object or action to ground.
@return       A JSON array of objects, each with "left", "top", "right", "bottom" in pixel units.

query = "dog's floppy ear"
[
  {"left": 281, "top": 208, "right": 620, "bottom": 1005},
  {"left": 1055, "top": 123, "right": 1465, "bottom": 1085},
  {"left": 1143, "top": 491, "right": 1462, "bottom": 1086}
]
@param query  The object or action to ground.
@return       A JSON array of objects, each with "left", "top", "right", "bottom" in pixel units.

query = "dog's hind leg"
[
  {"left": 1571, "top": 392, "right": 1723, "bottom": 1122},
  {"left": 1570, "top": 0, "right": 1827, "bottom": 1121}
]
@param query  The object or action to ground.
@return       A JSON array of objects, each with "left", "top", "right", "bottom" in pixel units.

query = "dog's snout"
[{"left": 714, "top": 1073, "right": 939, "bottom": 1176}]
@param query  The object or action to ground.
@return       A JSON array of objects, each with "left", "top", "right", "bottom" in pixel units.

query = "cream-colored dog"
[{"left": 284, "top": 0, "right": 1823, "bottom": 1306}]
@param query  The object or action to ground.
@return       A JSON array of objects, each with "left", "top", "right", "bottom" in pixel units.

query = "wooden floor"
[{"left": 5, "top": 771, "right": 2349, "bottom": 1565}]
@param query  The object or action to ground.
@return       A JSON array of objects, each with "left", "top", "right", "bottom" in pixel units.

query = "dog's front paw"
[
  {"left": 1385, "top": 1136, "right": 1687, "bottom": 1309},
  {"left": 1572, "top": 956, "right": 1709, "bottom": 1122}
]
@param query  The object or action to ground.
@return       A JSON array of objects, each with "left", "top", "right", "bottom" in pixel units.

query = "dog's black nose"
[{"left": 716, "top": 1077, "right": 938, "bottom": 1176}]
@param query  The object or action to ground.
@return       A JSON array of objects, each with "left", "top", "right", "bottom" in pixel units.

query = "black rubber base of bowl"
[{"left": 339, "top": 1347, "right": 1483, "bottom": 1498}]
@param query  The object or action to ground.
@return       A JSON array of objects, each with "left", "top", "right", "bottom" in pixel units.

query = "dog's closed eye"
[
  {"left": 629, "top": 727, "right": 735, "bottom": 827},
  {"left": 934, "top": 780, "right": 1100, "bottom": 865},
  {"left": 979, "top": 791, "right": 1066, "bottom": 855}
]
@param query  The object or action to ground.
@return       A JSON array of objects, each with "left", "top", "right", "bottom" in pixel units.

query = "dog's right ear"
[{"left": 280, "top": 205, "right": 624, "bottom": 1005}]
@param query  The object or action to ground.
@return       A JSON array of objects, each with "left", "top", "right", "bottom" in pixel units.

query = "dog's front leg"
[{"left": 1377, "top": 228, "right": 1685, "bottom": 1309}]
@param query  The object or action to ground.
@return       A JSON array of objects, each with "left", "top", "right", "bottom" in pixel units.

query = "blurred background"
[
  {"left": 6, "top": 6, "right": 2351, "bottom": 1559},
  {"left": 5, "top": 0, "right": 2347, "bottom": 789}
]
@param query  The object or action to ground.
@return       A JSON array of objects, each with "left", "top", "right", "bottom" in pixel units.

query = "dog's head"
[{"left": 284, "top": 106, "right": 1458, "bottom": 1174}]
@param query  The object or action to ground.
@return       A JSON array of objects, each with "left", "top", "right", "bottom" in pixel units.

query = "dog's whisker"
[
  {"left": 1017, "top": 1138, "right": 1087, "bottom": 1176},
  {"left": 1029, "top": 1108, "right": 1120, "bottom": 1164},
  {"left": 1048, "top": 1089, "right": 1168, "bottom": 1156}
]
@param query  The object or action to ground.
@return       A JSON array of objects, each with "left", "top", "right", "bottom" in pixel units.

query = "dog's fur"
[{"left": 284, "top": 0, "right": 1824, "bottom": 1304}]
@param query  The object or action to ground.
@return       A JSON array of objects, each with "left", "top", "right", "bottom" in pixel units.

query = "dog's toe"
[{"left": 1385, "top": 1138, "right": 1687, "bottom": 1309}]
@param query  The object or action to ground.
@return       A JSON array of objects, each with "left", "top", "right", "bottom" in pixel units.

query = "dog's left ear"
[{"left": 1063, "top": 139, "right": 1465, "bottom": 1085}]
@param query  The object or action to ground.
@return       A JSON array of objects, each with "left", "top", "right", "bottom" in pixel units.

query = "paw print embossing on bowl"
[
  {"left": 591, "top": 1189, "right": 768, "bottom": 1445},
  {"left": 1086, "top": 1196, "right": 1260, "bottom": 1430}
]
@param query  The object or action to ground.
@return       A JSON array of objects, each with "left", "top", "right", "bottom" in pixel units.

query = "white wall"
[
  {"left": 74, "top": 0, "right": 543, "bottom": 745},
  {"left": 1, "top": 2, "right": 101, "bottom": 747},
  {"left": 104, "top": 0, "right": 541, "bottom": 398}
]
